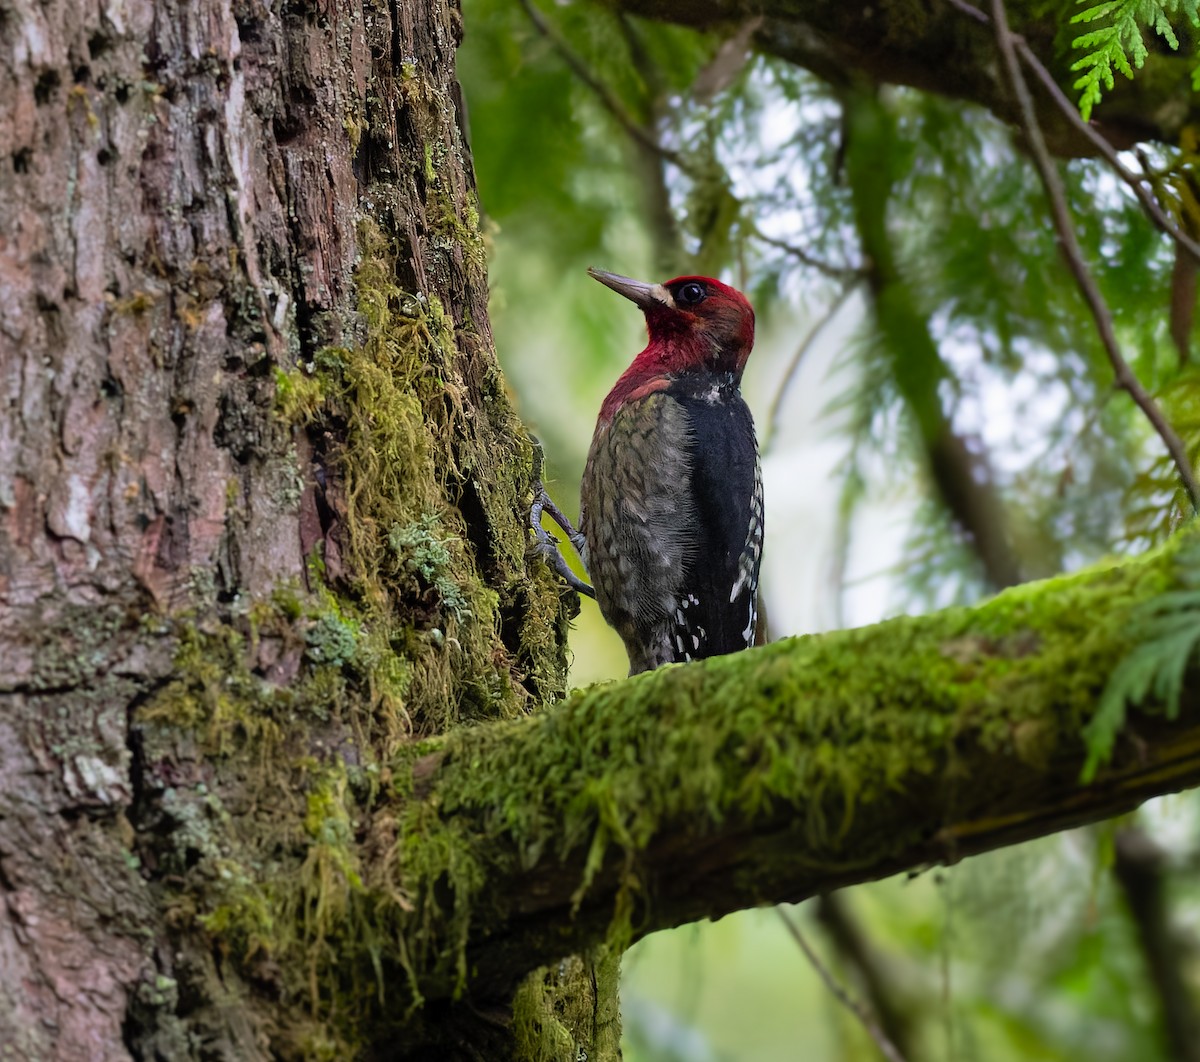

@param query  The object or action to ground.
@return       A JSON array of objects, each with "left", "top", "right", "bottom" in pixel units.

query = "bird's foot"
[{"left": 530, "top": 481, "right": 595, "bottom": 599}]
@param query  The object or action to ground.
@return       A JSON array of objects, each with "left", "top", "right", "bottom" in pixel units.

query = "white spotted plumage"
[{"left": 579, "top": 269, "right": 761, "bottom": 675}]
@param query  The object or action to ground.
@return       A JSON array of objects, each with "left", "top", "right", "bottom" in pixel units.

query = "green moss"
[
  {"left": 272, "top": 217, "right": 552, "bottom": 733},
  {"left": 172, "top": 748, "right": 413, "bottom": 1042},
  {"left": 394, "top": 801, "right": 486, "bottom": 1001},
  {"left": 140, "top": 622, "right": 285, "bottom": 752},
  {"left": 388, "top": 531, "right": 1195, "bottom": 997},
  {"left": 511, "top": 946, "right": 622, "bottom": 1061},
  {"left": 274, "top": 364, "right": 325, "bottom": 422},
  {"left": 343, "top": 114, "right": 365, "bottom": 155},
  {"left": 199, "top": 857, "right": 278, "bottom": 959}
]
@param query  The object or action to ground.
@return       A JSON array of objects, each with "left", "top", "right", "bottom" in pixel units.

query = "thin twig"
[
  {"left": 775, "top": 906, "right": 908, "bottom": 1062},
  {"left": 1113, "top": 825, "right": 1200, "bottom": 1062},
  {"left": 614, "top": 13, "right": 687, "bottom": 272},
  {"left": 751, "top": 228, "right": 866, "bottom": 281},
  {"left": 689, "top": 17, "right": 763, "bottom": 104},
  {"left": 517, "top": 0, "right": 689, "bottom": 173},
  {"left": 987, "top": 0, "right": 1200, "bottom": 513},
  {"left": 943, "top": 0, "right": 1200, "bottom": 265},
  {"left": 762, "top": 280, "right": 862, "bottom": 451},
  {"left": 816, "top": 895, "right": 917, "bottom": 1058}
]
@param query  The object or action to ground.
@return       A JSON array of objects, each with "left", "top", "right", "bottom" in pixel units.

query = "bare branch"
[
  {"left": 1114, "top": 826, "right": 1200, "bottom": 1062},
  {"left": 752, "top": 228, "right": 866, "bottom": 281},
  {"left": 943, "top": 0, "right": 1200, "bottom": 265},
  {"left": 776, "top": 905, "right": 908, "bottom": 1062},
  {"left": 517, "top": 0, "right": 688, "bottom": 172},
  {"left": 761, "top": 280, "right": 861, "bottom": 452},
  {"left": 815, "top": 894, "right": 919, "bottom": 1058},
  {"left": 986, "top": 0, "right": 1200, "bottom": 514},
  {"left": 689, "top": 17, "right": 762, "bottom": 104},
  {"left": 614, "top": 13, "right": 688, "bottom": 273}
]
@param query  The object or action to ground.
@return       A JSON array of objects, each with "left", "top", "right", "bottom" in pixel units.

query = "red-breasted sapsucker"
[{"left": 580, "top": 268, "right": 763, "bottom": 675}]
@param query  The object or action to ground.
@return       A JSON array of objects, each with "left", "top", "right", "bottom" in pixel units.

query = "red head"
[{"left": 589, "top": 268, "right": 756, "bottom": 419}]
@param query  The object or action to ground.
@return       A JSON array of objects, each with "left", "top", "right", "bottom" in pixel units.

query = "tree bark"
[{"left": 0, "top": 0, "right": 577, "bottom": 1057}]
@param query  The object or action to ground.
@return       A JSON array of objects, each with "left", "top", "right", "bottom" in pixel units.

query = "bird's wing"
[
  {"left": 672, "top": 383, "right": 761, "bottom": 656},
  {"left": 582, "top": 384, "right": 761, "bottom": 671}
]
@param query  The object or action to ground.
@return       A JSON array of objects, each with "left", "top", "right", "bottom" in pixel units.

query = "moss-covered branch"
[
  {"left": 600, "top": 0, "right": 1199, "bottom": 154},
  {"left": 405, "top": 530, "right": 1200, "bottom": 1004}
]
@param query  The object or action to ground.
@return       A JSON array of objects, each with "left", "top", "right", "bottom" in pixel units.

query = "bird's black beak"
[{"left": 587, "top": 268, "right": 672, "bottom": 311}]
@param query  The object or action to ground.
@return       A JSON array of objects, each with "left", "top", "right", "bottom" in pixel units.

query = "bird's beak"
[{"left": 587, "top": 268, "right": 673, "bottom": 310}]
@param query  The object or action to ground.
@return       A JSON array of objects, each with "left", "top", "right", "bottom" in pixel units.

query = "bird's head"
[{"left": 588, "top": 268, "right": 756, "bottom": 380}]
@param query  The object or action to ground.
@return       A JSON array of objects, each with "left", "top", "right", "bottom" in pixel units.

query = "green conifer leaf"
[{"left": 1082, "top": 581, "right": 1200, "bottom": 781}]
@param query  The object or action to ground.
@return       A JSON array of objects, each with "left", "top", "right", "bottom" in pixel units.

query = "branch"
[
  {"left": 815, "top": 894, "right": 919, "bottom": 1058},
  {"left": 517, "top": 0, "right": 687, "bottom": 172},
  {"left": 614, "top": 13, "right": 688, "bottom": 273},
  {"left": 844, "top": 90, "right": 1022, "bottom": 590},
  {"left": 600, "top": 0, "right": 1200, "bottom": 157},
  {"left": 986, "top": 0, "right": 1200, "bottom": 514},
  {"left": 751, "top": 228, "right": 866, "bottom": 282},
  {"left": 776, "top": 906, "right": 908, "bottom": 1062},
  {"left": 1114, "top": 826, "right": 1200, "bottom": 1062},
  {"left": 761, "top": 280, "right": 861, "bottom": 452},
  {"left": 944, "top": 0, "right": 1200, "bottom": 266},
  {"left": 400, "top": 530, "right": 1200, "bottom": 1006}
]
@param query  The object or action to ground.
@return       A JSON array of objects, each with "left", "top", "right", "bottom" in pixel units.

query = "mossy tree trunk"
[{"left": 0, "top": 0, "right": 578, "bottom": 1057}]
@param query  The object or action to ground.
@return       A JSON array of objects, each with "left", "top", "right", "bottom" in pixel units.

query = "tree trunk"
[{"left": 0, "top": 0, "right": 581, "bottom": 1057}]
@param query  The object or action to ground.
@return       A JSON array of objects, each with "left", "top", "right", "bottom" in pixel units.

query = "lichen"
[
  {"left": 132, "top": 190, "right": 575, "bottom": 1055},
  {"left": 274, "top": 364, "right": 325, "bottom": 422},
  {"left": 388, "top": 515, "right": 471, "bottom": 622},
  {"left": 305, "top": 611, "right": 360, "bottom": 668}
]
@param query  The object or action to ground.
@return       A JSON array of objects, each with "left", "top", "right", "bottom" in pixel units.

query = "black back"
[{"left": 668, "top": 372, "right": 761, "bottom": 655}]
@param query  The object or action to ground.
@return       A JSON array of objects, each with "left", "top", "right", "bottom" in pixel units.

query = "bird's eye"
[{"left": 676, "top": 282, "right": 706, "bottom": 307}]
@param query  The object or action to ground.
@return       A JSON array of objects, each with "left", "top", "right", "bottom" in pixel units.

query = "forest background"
[{"left": 463, "top": 1, "right": 1200, "bottom": 1059}]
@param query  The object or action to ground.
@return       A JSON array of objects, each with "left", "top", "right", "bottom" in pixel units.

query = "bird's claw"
[{"left": 530, "top": 480, "right": 595, "bottom": 599}]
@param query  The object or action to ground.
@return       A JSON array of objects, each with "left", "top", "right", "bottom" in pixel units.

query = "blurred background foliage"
[{"left": 459, "top": 1, "right": 1200, "bottom": 1058}]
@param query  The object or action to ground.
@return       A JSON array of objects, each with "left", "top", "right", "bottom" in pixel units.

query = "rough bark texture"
[{"left": 0, "top": 0, "right": 579, "bottom": 1057}]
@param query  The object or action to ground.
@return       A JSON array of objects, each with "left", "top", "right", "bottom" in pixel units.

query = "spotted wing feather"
[
  {"left": 581, "top": 390, "right": 698, "bottom": 673},
  {"left": 581, "top": 376, "right": 761, "bottom": 674}
]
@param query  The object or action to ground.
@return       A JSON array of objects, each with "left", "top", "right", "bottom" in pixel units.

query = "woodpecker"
[{"left": 579, "top": 268, "right": 763, "bottom": 675}]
